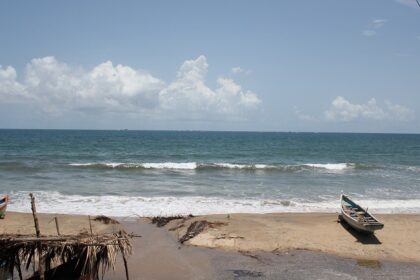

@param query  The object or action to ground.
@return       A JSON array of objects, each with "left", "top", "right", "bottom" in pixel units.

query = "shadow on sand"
[{"left": 339, "top": 217, "right": 382, "bottom": 245}]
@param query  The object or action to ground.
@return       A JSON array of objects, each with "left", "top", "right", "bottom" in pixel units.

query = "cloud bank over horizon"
[
  {"left": 0, "top": 55, "right": 261, "bottom": 121},
  {"left": 324, "top": 96, "right": 414, "bottom": 122},
  {"left": 0, "top": 56, "right": 416, "bottom": 131}
]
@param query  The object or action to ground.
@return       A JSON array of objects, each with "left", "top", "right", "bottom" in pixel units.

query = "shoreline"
[{"left": 2, "top": 212, "right": 420, "bottom": 279}]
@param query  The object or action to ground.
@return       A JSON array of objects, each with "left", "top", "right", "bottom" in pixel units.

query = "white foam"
[
  {"left": 69, "top": 163, "right": 96, "bottom": 166},
  {"left": 7, "top": 191, "right": 420, "bottom": 217},
  {"left": 69, "top": 162, "right": 198, "bottom": 170},
  {"left": 304, "top": 163, "right": 351, "bottom": 170},
  {"left": 213, "top": 163, "right": 251, "bottom": 169},
  {"left": 141, "top": 162, "right": 197, "bottom": 170},
  {"left": 69, "top": 162, "right": 355, "bottom": 171}
]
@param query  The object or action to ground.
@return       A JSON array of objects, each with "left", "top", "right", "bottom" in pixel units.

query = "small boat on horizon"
[
  {"left": 340, "top": 194, "right": 384, "bottom": 234},
  {"left": 0, "top": 194, "right": 9, "bottom": 219}
]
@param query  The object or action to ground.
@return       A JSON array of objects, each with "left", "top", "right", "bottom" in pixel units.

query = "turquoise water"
[{"left": 0, "top": 130, "right": 419, "bottom": 216}]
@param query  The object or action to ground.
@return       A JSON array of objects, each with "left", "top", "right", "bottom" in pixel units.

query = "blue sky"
[{"left": 0, "top": 0, "right": 419, "bottom": 132}]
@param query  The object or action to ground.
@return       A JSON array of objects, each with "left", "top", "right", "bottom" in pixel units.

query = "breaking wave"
[
  {"left": 68, "top": 162, "right": 360, "bottom": 172},
  {"left": 7, "top": 191, "right": 420, "bottom": 217}
]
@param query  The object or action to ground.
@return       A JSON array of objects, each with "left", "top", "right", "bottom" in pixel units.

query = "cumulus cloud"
[
  {"left": 0, "top": 65, "right": 26, "bottom": 100},
  {"left": 362, "top": 19, "right": 387, "bottom": 37},
  {"left": 159, "top": 56, "right": 260, "bottom": 117},
  {"left": 0, "top": 56, "right": 261, "bottom": 119},
  {"left": 324, "top": 96, "right": 414, "bottom": 122}
]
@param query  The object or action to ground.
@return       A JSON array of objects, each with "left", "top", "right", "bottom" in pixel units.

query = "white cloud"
[
  {"left": 372, "top": 19, "right": 387, "bottom": 29},
  {"left": 231, "top": 67, "right": 244, "bottom": 74},
  {"left": 18, "top": 56, "right": 165, "bottom": 114},
  {"left": 385, "top": 101, "right": 415, "bottom": 121},
  {"left": 231, "top": 66, "right": 251, "bottom": 75},
  {"left": 159, "top": 56, "right": 261, "bottom": 118},
  {"left": 324, "top": 96, "right": 414, "bottom": 122},
  {"left": 0, "top": 65, "right": 26, "bottom": 100},
  {"left": 0, "top": 55, "right": 261, "bottom": 120},
  {"left": 395, "top": 0, "right": 420, "bottom": 9},
  {"left": 362, "top": 18, "right": 387, "bottom": 37}
]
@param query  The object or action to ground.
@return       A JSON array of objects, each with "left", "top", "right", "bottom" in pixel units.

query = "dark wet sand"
[{"left": 108, "top": 218, "right": 420, "bottom": 280}]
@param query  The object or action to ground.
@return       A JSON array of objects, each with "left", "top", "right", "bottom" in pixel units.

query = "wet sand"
[
  {"left": 110, "top": 216, "right": 420, "bottom": 280},
  {"left": 2, "top": 212, "right": 420, "bottom": 279}
]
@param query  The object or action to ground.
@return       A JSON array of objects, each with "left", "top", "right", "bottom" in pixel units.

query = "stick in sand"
[
  {"left": 29, "top": 193, "right": 44, "bottom": 280},
  {"left": 88, "top": 215, "right": 93, "bottom": 235},
  {"left": 54, "top": 216, "right": 61, "bottom": 236}
]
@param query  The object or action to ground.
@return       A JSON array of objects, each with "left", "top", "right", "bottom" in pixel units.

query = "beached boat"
[
  {"left": 0, "top": 195, "right": 9, "bottom": 219},
  {"left": 340, "top": 194, "right": 384, "bottom": 234}
]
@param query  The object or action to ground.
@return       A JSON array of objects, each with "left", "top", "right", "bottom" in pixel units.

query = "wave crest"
[{"left": 68, "top": 162, "right": 358, "bottom": 172}]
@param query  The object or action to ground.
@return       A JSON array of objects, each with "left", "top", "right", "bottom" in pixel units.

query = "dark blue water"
[{"left": 0, "top": 130, "right": 419, "bottom": 216}]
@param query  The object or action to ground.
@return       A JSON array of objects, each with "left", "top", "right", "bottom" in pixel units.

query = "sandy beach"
[
  {"left": 167, "top": 212, "right": 420, "bottom": 262},
  {"left": 2, "top": 211, "right": 420, "bottom": 279}
]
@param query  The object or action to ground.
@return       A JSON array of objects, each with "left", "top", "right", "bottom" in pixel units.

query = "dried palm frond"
[{"left": 0, "top": 231, "right": 132, "bottom": 279}]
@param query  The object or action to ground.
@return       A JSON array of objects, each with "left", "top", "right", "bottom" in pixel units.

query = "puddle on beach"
[
  {"left": 230, "top": 269, "right": 264, "bottom": 278},
  {"left": 356, "top": 259, "right": 382, "bottom": 269}
]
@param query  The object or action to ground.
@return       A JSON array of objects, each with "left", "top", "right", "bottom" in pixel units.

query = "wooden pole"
[
  {"left": 122, "top": 251, "right": 130, "bottom": 280},
  {"left": 15, "top": 255, "right": 23, "bottom": 280},
  {"left": 54, "top": 216, "right": 61, "bottom": 236},
  {"left": 88, "top": 215, "right": 93, "bottom": 235},
  {"left": 118, "top": 239, "right": 130, "bottom": 280},
  {"left": 29, "top": 193, "right": 44, "bottom": 280},
  {"left": 29, "top": 193, "right": 40, "bottom": 237}
]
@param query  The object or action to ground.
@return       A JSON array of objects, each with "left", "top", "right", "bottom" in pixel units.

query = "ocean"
[{"left": 0, "top": 129, "right": 419, "bottom": 217}]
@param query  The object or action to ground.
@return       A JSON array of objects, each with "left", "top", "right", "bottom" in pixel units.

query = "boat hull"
[
  {"left": 340, "top": 212, "right": 383, "bottom": 233},
  {"left": 0, "top": 195, "right": 9, "bottom": 219},
  {"left": 340, "top": 194, "right": 384, "bottom": 234}
]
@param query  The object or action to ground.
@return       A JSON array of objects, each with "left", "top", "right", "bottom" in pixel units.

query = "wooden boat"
[
  {"left": 340, "top": 194, "right": 384, "bottom": 234},
  {"left": 0, "top": 195, "right": 9, "bottom": 219}
]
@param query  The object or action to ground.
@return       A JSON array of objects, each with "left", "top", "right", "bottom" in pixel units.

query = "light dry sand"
[
  {"left": 168, "top": 213, "right": 420, "bottom": 262},
  {"left": 0, "top": 212, "right": 121, "bottom": 236}
]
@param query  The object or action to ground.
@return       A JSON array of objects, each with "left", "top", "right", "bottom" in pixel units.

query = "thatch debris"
[
  {"left": 0, "top": 231, "right": 133, "bottom": 280},
  {"left": 93, "top": 215, "right": 120, "bottom": 225},
  {"left": 0, "top": 193, "right": 134, "bottom": 280},
  {"left": 180, "top": 221, "right": 209, "bottom": 243},
  {"left": 151, "top": 214, "right": 194, "bottom": 227}
]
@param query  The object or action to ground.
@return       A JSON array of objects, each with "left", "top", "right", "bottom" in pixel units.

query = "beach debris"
[
  {"left": 179, "top": 220, "right": 228, "bottom": 244},
  {"left": 0, "top": 231, "right": 133, "bottom": 280},
  {"left": 215, "top": 233, "right": 244, "bottom": 240},
  {"left": 93, "top": 215, "right": 120, "bottom": 225},
  {"left": 151, "top": 214, "right": 194, "bottom": 227},
  {"left": 0, "top": 193, "right": 133, "bottom": 280},
  {"left": 180, "top": 221, "right": 209, "bottom": 243}
]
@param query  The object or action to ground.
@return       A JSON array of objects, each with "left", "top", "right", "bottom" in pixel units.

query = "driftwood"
[
  {"left": 179, "top": 220, "right": 228, "bottom": 244},
  {"left": 151, "top": 215, "right": 194, "bottom": 227},
  {"left": 93, "top": 215, "right": 120, "bottom": 225}
]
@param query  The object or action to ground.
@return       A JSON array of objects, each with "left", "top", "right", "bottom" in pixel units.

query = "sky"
[{"left": 0, "top": 0, "right": 419, "bottom": 133}]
